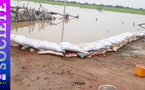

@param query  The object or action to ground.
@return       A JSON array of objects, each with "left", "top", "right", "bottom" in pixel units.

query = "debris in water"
[
  {"left": 11, "top": 3, "right": 78, "bottom": 22},
  {"left": 133, "top": 22, "right": 135, "bottom": 27}
]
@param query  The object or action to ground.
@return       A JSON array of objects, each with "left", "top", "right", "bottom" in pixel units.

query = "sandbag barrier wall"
[{"left": 10, "top": 31, "right": 145, "bottom": 58}]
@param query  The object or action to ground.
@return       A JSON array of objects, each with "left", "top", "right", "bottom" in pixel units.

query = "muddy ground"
[{"left": 11, "top": 38, "right": 145, "bottom": 90}]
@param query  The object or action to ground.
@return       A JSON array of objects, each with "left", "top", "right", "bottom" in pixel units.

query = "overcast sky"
[{"left": 66, "top": 0, "right": 145, "bottom": 9}]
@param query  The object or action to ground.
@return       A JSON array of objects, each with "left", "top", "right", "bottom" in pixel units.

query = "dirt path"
[{"left": 11, "top": 39, "right": 145, "bottom": 90}]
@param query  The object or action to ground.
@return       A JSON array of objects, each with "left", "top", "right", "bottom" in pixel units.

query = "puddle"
[{"left": 11, "top": 1, "right": 145, "bottom": 44}]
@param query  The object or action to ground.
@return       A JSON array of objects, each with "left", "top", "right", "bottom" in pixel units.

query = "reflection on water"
[
  {"left": 11, "top": 18, "right": 74, "bottom": 33},
  {"left": 11, "top": 1, "right": 145, "bottom": 44},
  {"left": 11, "top": 17, "right": 77, "bottom": 43}
]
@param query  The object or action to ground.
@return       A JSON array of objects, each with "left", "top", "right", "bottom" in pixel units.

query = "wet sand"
[{"left": 11, "top": 38, "right": 145, "bottom": 90}]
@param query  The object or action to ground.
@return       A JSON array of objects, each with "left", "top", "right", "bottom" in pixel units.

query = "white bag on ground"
[
  {"left": 10, "top": 34, "right": 16, "bottom": 42},
  {"left": 117, "top": 35, "right": 129, "bottom": 40},
  {"left": 11, "top": 34, "right": 63, "bottom": 52},
  {"left": 13, "top": 35, "right": 27, "bottom": 45},
  {"left": 140, "top": 31, "right": 145, "bottom": 35},
  {"left": 120, "top": 32, "right": 134, "bottom": 38},
  {"left": 92, "top": 42, "right": 106, "bottom": 50},
  {"left": 60, "top": 42, "right": 83, "bottom": 52},
  {"left": 79, "top": 43, "right": 96, "bottom": 52},
  {"left": 133, "top": 32, "right": 145, "bottom": 37},
  {"left": 22, "top": 38, "right": 41, "bottom": 49},
  {"left": 97, "top": 40, "right": 114, "bottom": 47},
  {"left": 105, "top": 38, "right": 120, "bottom": 45},
  {"left": 38, "top": 41, "right": 63, "bottom": 52},
  {"left": 110, "top": 36, "right": 124, "bottom": 43},
  {"left": 37, "top": 50, "right": 64, "bottom": 56}
]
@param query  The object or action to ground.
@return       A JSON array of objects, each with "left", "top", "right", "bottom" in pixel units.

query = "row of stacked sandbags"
[
  {"left": 10, "top": 35, "right": 64, "bottom": 56},
  {"left": 10, "top": 31, "right": 145, "bottom": 58}
]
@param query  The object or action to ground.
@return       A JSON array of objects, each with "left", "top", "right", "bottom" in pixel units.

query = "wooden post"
[
  {"left": 61, "top": 0, "right": 67, "bottom": 42},
  {"left": 61, "top": 19, "right": 65, "bottom": 42}
]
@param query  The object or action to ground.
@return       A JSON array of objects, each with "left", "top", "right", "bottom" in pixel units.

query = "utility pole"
[
  {"left": 61, "top": 20, "right": 65, "bottom": 42},
  {"left": 61, "top": 0, "right": 66, "bottom": 42},
  {"left": 63, "top": 0, "right": 66, "bottom": 18}
]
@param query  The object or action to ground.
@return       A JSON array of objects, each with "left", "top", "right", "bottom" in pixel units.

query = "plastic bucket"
[{"left": 98, "top": 85, "right": 117, "bottom": 90}]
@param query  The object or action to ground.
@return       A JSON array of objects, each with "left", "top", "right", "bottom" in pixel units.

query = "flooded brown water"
[{"left": 11, "top": 1, "right": 145, "bottom": 44}]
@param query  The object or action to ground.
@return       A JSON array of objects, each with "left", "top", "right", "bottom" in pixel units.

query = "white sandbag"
[
  {"left": 118, "top": 34, "right": 131, "bottom": 41},
  {"left": 38, "top": 41, "right": 63, "bottom": 52},
  {"left": 11, "top": 34, "right": 63, "bottom": 52},
  {"left": 112, "top": 35, "right": 127, "bottom": 41},
  {"left": 112, "top": 35, "right": 129, "bottom": 45},
  {"left": 120, "top": 36, "right": 129, "bottom": 44},
  {"left": 22, "top": 38, "right": 41, "bottom": 49},
  {"left": 22, "top": 38, "right": 63, "bottom": 52},
  {"left": 116, "top": 35, "right": 129, "bottom": 42},
  {"left": 105, "top": 38, "right": 120, "bottom": 44},
  {"left": 120, "top": 32, "right": 134, "bottom": 38},
  {"left": 60, "top": 42, "right": 83, "bottom": 52},
  {"left": 92, "top": 42, "right": 106, "bottom": 50},
  {"left": 97, "top": 40, "right": 113, "bottom": 47},
  {"left": 10, "top": 34, "right": 16, "bottom": 42},
  {"left": 13, "top": 35, "right": 27, "bottom": 45},
  {"left": 108, "top": 37, "right": 123, "bottom": 43},
  {"left": 79, "top": 43, "right": 96, "bottom": 52},
  {"left": 140, "top": 31, "right": 145, "bottom": 35},
  {"left": 37, "top": 50, "right": 64, "bottom": 56},
  {"left": 132, "top": 32, "right": 145, "bottom": 37},
  {"left": 117, "top": 34, "right": 128, "bottom": 39}
]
